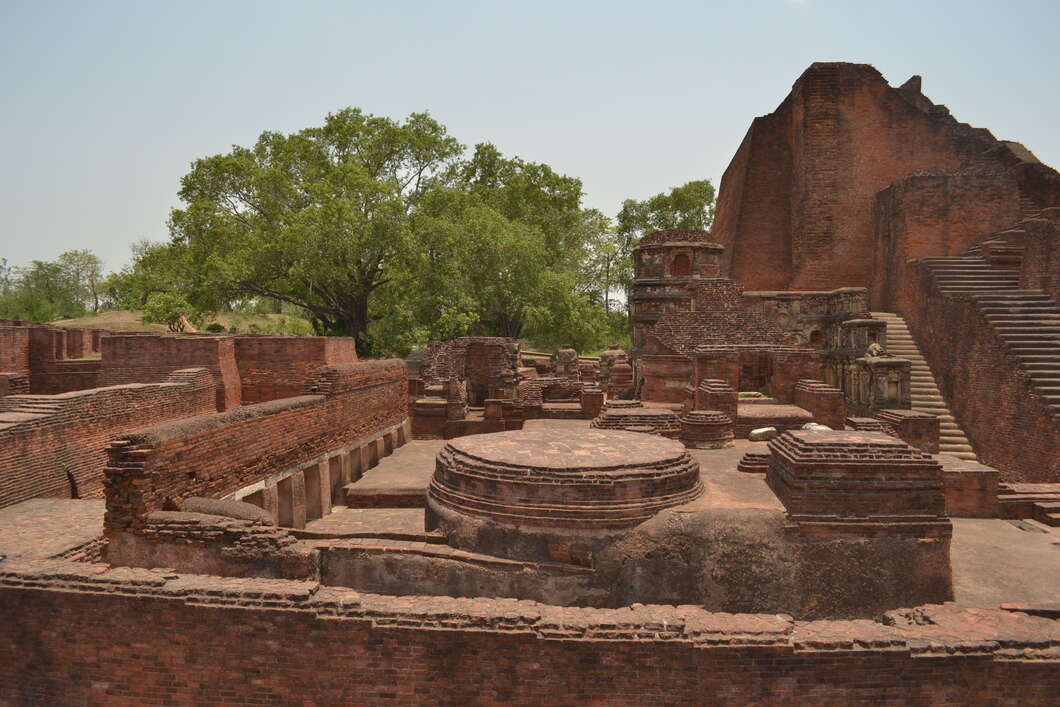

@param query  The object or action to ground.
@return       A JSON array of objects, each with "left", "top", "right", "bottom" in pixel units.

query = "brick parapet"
[
  {"left": 0, "top": 558, "right": 1057, "bottom": 704},
  {"left": 0, "top": 368, "right": 216, "bottom": 509},
  {"left": 234, "top": 335, "right": 358, "bottom": 404},
  {"left": 104, "top": 360, "right": 407, "bottom": 532}
]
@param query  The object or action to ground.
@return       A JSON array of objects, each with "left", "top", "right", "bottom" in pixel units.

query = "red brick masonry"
[
  {"left": 104, "top": 360, "right": 406, "bottom": 533},
  {"left": 0, "top": 558, "right": 1057, "bottom": 704},
  {"left": 0, "top": 369, "right": 215, "bottom": 508}
]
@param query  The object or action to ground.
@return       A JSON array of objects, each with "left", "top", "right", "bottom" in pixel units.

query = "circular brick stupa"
[{"left": 427, "top": 429, "right": 703, "bottom": 562}]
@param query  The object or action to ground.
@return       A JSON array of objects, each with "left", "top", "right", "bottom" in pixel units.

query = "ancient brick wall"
[
  {"left": 0, "top": 373, "right": 29, "bottom": 397},
  {"left": 792, "top": 380, "right": 846, "bottom": 429},
  {"left": 62, "top": 328, "right": 93, "bottom": 359},
  {"left": 0, "top": 327, "right": 30, "bottom": 376},
  {"left": 29, "top": 359, "right": 103, "bottom": 394},
  {"left": 104, "top": 360, "right": 407, "bottom": 532},
  {"left": 1, "top": 562, "right": 1058, "bottom": 705},
  {"left": 1020, "top": 211, "right": 1060, "bottom": 301},
  {"left": 99, "top": 334, "right": 241, "bottom": 410},
  {"left": 873, "top": 174, "right": 1022, "bottom": 311},
  {"left": 0, "top": 369, "right": 215, "bottom": 509},
  {"left": 233, "top": 335, "right": 358, "bottom": 404},
  {"left": 713, "top": 108, "right": 794, "bottom": 289},
  {"left": 420, "top": 337, "right": 519, "bottom": 405},
  {"left": 0, "top": 323, "right": 102, "bottom": 393},
  {"left": 714, "top": 63, "right": 1057, "bottom": 294},
  {"left": 902, "top": 264, "right": 1060, "bottom": 481}
]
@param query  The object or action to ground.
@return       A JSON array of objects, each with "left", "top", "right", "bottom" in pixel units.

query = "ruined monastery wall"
[
  {"left": 99, "top": 334, "right": 242, "bottom": 410},
  {"left": 873, "top": 174, "right": 1022, "bottom": 312},
  {"left": 903, "top": 265, "right": 1060, "bottom": 481},
  {"left": 0, "top": 369, "right": 215, "bottom": 509},
  {"left": 104, "top": 360, "right": 407, "bottom": 532},
  {"left": 233, "top": 335, "right": 358, "bottom": 404},
  {"left": 1, "top": 560, "right": 1058, "bottom": 705}
]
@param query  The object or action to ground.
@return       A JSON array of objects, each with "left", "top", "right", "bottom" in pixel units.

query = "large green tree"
[
  {"left": 0, "top": 250, "right": 104, "bottom": 322},
  {"left": 166, "top": 108, "right": 461, "bottom": 351},
  {"left": 129, "top": 109, "right": 631, "bottom": 355},
  {"left": 616, "top": 179, "right": 717, "bottom": 253}
]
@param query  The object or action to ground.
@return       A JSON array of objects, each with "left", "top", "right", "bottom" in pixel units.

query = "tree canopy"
[
  {"left": 19, "top": 108, "right": 716, "bottom": 358},
  {"left": 0, "top": 250, "right": 104, "bottom": 322},
  {"left": 131, "top": 108, "right": 642, "bottom": 355}
]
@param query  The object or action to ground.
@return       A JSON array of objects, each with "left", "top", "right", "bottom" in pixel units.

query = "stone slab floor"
[{"left": 0, "top": 498, "right": 104, "bottom": 559}]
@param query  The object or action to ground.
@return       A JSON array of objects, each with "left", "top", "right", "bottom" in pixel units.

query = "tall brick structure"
[{"left": 713, "top": 62, "right": 1060, "bottom": 296}]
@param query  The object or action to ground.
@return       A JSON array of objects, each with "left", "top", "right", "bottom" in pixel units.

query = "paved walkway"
[{"left": 0, "top": 498, "right": 104, "bottom": 559}]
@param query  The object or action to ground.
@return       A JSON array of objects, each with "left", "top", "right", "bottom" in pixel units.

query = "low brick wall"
[
  {"left": 234, "top": 335, "right": 358, "bottom": 404},
  {"left": 29, "top": 359, "right": 102, "bottom": 394},
  {"left": 792, "top": 379, "right": 846, "bottom": 429},
  {"left": 0, "top": 369, "right": 215, "bottom": 509},
  {"left": 104, "top": 360, "right": 407, "bottom": 533},
  {"left": 99, "top": 334, "right": 242, "bottom": 410},
  {"left": 0, "top": 559, "right": 1057, "bottom": 704}
]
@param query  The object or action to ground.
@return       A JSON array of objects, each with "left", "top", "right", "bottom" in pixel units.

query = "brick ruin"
[
  {"left": 2, "top": 61, "right": 1060, "bottom": 703},
  {"left": 710, "top": 61, "right": 1060, "bottom": 482}
]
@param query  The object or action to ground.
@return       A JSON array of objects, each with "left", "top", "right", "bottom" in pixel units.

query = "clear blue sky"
[{"left": 3, "top": 0, "right": 1058, "bottom": 272}]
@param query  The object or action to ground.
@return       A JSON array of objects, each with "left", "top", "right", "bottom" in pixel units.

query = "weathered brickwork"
[
  {"left": 1020, "top": 210, "right": 1060, "bottom": 301},
  {"left": 903, "top": 263, "right": 1060, "bottom": 481},
  {"left": 0, "top": 320, "right": 102, "bottom": 394},
  {"left": 1, "top": 561, "right": 1057, "bottom": 705},
  {"left": 234, "top": 335, "right": 358, "bottom": 404},
  {"left": 0, "top": 327, "right": 30, "bottom": 376},
  {"left": 104, "top": 360, "right": 407, "bottom": 533},
  {"left": 420, "top": 337, "right": 520, "bottom": 405},
  {"left": 99, "top": 334, "right": 242, "bottom": 410},
  {"left": 0, "top": 368, "right": 215, "bottom": 509},
  {"left": 0, "top": 373, "right": 29, "bottom": 397},
  {"left": 792, "top": 380, "right": 847, "bottom": 430},
  {"left": 714, "top": 62, "right": 1060, "bottom": 293},
  {"left": 874, "top": 173, "right": 1022, "bottom": 312}
]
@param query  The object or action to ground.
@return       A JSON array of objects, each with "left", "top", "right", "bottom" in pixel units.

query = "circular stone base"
[
  {"left": 679, "top": 410, "right": 734, "bottom": 449},
  {"left": 429, "top": 428, "right": 702, "bottom": 556}
]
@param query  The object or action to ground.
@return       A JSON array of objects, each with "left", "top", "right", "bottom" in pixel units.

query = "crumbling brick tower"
[
  {"left": 629, "top": 229, "right": 724, "bottom": 364},
  {"left": 712, "top": 62, "right": 1060, "bottom": 295}
]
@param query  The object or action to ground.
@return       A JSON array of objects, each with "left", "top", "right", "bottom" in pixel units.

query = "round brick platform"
[
  {"left": 428, "top": 429, "right": 702, "bottom": 531},
  {"left": 679, "top": 410, "right": 734, "bottom": 449}
]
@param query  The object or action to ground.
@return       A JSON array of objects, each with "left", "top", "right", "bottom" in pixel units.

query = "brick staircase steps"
[
  {"left": 870, "top": 311, "right": 977, "bottom": 461},
  {"left": 917, "top": 257, "right": 1060, "bottom": 424},
  {"left": 1032, "top": 501, "right": 1060, "bottom": 527}
]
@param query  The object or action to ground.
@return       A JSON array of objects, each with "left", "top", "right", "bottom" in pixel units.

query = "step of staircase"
[
  {"left": 871, "top": 311, "right": 977, "bottom": 461},
  {"left": 920, "top": 255, "right": 1060, "bottom": 426}
]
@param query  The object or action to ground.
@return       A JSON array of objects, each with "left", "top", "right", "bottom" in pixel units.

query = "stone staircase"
[
  {"left": 973, "top": 291, "right": 1060, "bottom": 418},
  {"left": 916, "top": 252, "right": 1060, "bottom": 422},
  {"left": 870, "top": 312, "right": 977, "bottom": 460}
]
